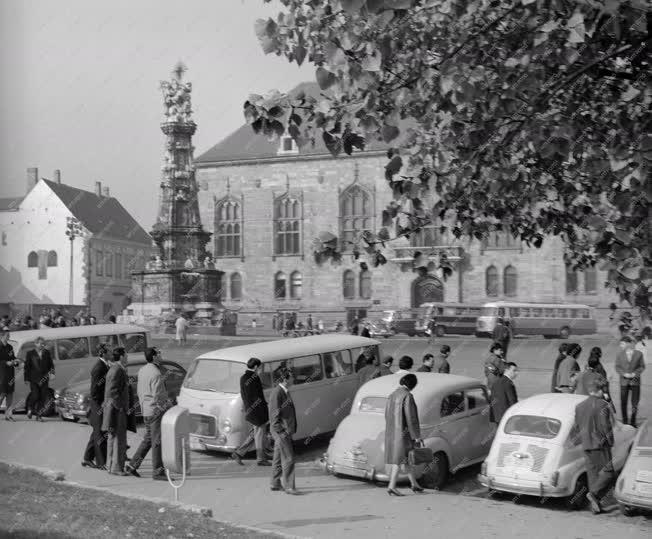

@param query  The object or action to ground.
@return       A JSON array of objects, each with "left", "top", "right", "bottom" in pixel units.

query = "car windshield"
[
  {"left": 638, "top": 423, "right": 652, "bottom": 448},
  {"left": 504, "top": 414, "right": 562, "bottom": 439},
  {"left": 183, "top": 359, "right": 246, "bottom": 393},
  {"left": 481, "top": 307, "right": 498, "bottom": 316},
  {"left": 359, "top": 396, "right": 387, "bottom": 414}
]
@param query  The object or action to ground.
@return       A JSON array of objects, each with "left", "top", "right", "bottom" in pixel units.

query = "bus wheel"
[
  {"left": 559, "top": 327, "right": 570, "bottom": 339},
  {"left": 407, "top": 331, "right": 416, "bottom": 337},
  {"left": 435, "top": 326, "right": 446, "bottom": 337}
]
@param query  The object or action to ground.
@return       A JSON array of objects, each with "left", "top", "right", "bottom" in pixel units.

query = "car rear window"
[
  {"left": 504, "top": 414, "right": 562, "bottom": 439},
  {"left": 359, "top": 396, "right": 387, "bottom": 414}
]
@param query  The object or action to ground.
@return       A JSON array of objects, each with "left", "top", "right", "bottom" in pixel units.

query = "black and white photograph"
[{"left": 0, "top": 0, "right": 651, "bottom": 537}]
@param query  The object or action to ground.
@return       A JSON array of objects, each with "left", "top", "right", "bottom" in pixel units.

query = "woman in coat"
[
  {"left": 385, "top": 373, "right": 424, "bottom": 496},
  {"left": 0, "top": 330, "right": 19, "bottom": 421}
]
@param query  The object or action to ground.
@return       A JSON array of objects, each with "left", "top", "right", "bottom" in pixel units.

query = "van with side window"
[
  {"left": 415, "top": 302, "right": 482, "bottom": 337},
  {"left": 2, "top": 324, "right": 150, "bottom": 414},
  {"left": 177, "top": 334, "right": 380, "bottom": 453}
]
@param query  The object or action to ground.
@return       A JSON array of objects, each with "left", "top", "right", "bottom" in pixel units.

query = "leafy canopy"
[{"left": 246, "top": 0, "right": 652, "bottom": 304}]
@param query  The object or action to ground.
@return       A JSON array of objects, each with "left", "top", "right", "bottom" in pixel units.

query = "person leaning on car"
[
  {"left": 82, "top": 344, "right": 111, "bottom": 469},
  {"left": 573, "top": 378, "right": 615, "bottom": 515},
  {"left": 24, "top": 336, "right": 55, "bottom": 421},
  {"left": 615, "top": 336, "right": 645, "bottom": 427}
]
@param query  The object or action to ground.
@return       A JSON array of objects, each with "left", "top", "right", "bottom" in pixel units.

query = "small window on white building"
[{"left": 277, "top": 134, "right": 298, "bottom": 155}]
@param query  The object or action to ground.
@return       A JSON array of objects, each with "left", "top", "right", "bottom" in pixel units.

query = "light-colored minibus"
[
  {"left": 476, "top": 301, "right": 597, "bottom": 339},
  {"left": 2, "top": 324, "right": 150, "bottom": 413},
  {"left": 415, "top": 302, "right": 482, "bottom": 337},
  {"left": 177, "top": 334, "right": 381, "bottom": 453}
]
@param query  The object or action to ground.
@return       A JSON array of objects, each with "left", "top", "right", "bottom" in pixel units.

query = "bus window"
[
  {"left": 56, "top": 338, "right": 90, "bottom": 360},
  {"left": 90, "top": 335, "right": 120, "bottom": 355},
  {"left": 291, "top": 355, "right": 323, "bottom": 385},
  {"left": 520, "top": 308, "right": 530, "bottom": 318},
  {"left": 558, "top": 308, "right": 568, "bottom": 318},
  {"left": 581, "top": 309, "right": 590, "bottom": 319},
  {"left": 543, "top": 308, "right": 554, "bottom": 318},
  {"left": 498, "top": 307, "right": 506, "bottom": 317},
  {"left": 511, "top": 307, "right": 520, "bottom": 317},
  {"left": 481, "top": 307, "right": 497, "bottom": 316},
  {"left": 532, "top": 308, "right": 542, "bottom": 317},
  {"left": 122, "top": 333, "right": 146, "bottom": 354},
  {"left": 570, "top": 309, "right": 579, "bottom": 318}
]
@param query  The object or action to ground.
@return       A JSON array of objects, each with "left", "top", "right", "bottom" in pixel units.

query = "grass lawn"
[{"left": 0, "top": 463, "right": 279, "bottom": 539}]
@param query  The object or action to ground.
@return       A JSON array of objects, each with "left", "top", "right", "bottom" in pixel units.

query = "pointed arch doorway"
[{"left": 412, "top": 276, "right": 444, "bottom": 307}]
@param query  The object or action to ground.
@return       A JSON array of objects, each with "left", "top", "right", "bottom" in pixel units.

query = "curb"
[{"left": 0, "top": 459, "right": 304, "bottom": 539}]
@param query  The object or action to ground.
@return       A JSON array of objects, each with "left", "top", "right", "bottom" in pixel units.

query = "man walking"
[
  {"left": 574, "top": 379, "right": 616, "bottom": 514},
  {"left": 24, "top": 336, "right": 54, "bottom": 421},
  {"left": 484, "top": 343, "right": 505, "bottom": 394},
  {"left": 175, "top": 314, "right": 188, "bottom": 346},
  {"left": 82, "top": 344, "right": 110, "bottom": 469},
  {"left": 269, "top": 366, "right": 299, "bottom": 495},
  {"left": 231, "top": 358, "right": 272, "bottom": 467},
  {"left": 357, "top": 355, "right": 381, "bottom": 385},
  {"left": 555, "top": 346, "right": 581, "bottom": 393},
  {"left": 489, "top": 362, "right": 518, "bottom": 425},
  {"left": 102, "top": 347, "right": 130, "bottom": 476},
  {"left": 551, "top": 343, "right": 570, "bottom": 393},
  {"left": 125, "top": 348, "right": 169, "bottom": 480},
  {"left": 492, "top": 317, "right": 511, "bottom": 359},
  {"left": 615, "top": 336, "right": 645, "bottom": 426},
  {"left": 0, "top": 330, "right": 19, "bottom": 421},
  {"left": 417, "top": 354, "right": 434, "bottom": 372},
  {"left": 432, "top": 345, "right": 451, "bottom": 374}
]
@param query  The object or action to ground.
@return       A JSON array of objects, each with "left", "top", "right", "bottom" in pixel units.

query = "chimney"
[
  {"left": 26, "top": 167, "right": 38, "bottom": 193},
  {"left": 95, "top": 181, "right": 102, "bottom": 196},
  {"left": 102, "top": 186, "right": 110, "bottom": 197},
  {"left": 54, "top": 169, "right": 61, "bottom": 184}
]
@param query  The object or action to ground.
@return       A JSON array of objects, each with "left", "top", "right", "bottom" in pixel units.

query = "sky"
[{"left": 0, "top": 0, "right": 313, "bottom": 227}]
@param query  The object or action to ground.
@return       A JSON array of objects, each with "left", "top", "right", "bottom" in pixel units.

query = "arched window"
[
  {"left": 566, "top": 264, "right": 578, "bottom": 294},
  {"left": 584, "top": 267, "right": 597, "bottom": 294},
  {"left": 503, "top": 266, "right": 517, "bottom": 297},
  {"left": 230, "top": 273, "right": 242, "bottom": 301},
  {"left": 486, "top": 266, "right": 499, "bottom": 297},
  {"left": 274, "top": 195, "right": 302, "bottom": 255},
  {"left": 343, "top": 270, "right": 355, "bottom": 299},
  {"left": 359, "top": 270, "right": 372, "bottom": 299},
  {"left": 47, "top": 250, "right": 58, "bottom": 267},
  {"left": 339, "top": 184, "right": 373, "bottom": 252},
  {"left": 28, "top": 251, "right": 38, "bottom": 267},
  {"left": 290, "top": 271, "right": 302, "bottom": 299},
  {"left": 215, "top": 199, "right": 241, "bottom": 257},
  {"left": 274, "top": 272, "right": 287, "bottom": 299}
]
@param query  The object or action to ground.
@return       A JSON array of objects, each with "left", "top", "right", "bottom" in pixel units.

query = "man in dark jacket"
[
  {"left": 379, "top": 356, "right": 394, "bottom": 376},
  {"left": 492, "top": 317, "right": 511, "bottom": 358},
  {"left": 574, "top": 379, "right": 615, "bottom": 514},
  {"left": 551, "top": 343, "right": 570, "bottom": 393},
  {"left": 0, "top": 330, "right": 19, "bottom": 421},
  {"left": 82, "top": 344, "right": 110, "bottom": 469},
  {"left": 24, "top": 336, "right": 55, "bottom": 421},
  {"left": 269, "top": 366, "right": 298, "bottom": 494},
  {"left": 484, "top": 343, "right": 505, "bottom": 393},
  {"left": 555, "top": 346, "right": 581, "bottom": 393},
  {"left": 615, "top": 336, "right": 646, "bottom": 426},
  {"left": 432, "top": 345, "right": 451, "bottom": 374},
  {"left": 417, "top": 354, "right": 434, "bottom": 372},
  {"left": 232, "top": 358, "right": 272, "bottom": 466},
  {"left": 489, "top": 362, "right": 518, "bottom": 424},
  {"left": 357, "top": 356, "right": 380, "bottom": 385},
  {"left": 102, "top": 347, "right": 130, "bottom": 476}
]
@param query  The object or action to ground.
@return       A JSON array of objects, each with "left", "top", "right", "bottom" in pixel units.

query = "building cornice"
[{"left": 194, "top": 150, "right": 387, "bottom": 169}]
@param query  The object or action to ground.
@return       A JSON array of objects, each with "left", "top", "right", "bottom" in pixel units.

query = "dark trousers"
[
  {"left": 83, "top": 401, "right": 107, "bottom": 466},
  {"left": 620, "top": 384, "right": 641, "bottom": 426},
  {"left": 106, "top": 412, "right": 127, "bottom": 474},
  {"left": 583, "top": 447, "right": 615, "bottom": 498},
  {"left": 500, "top": 340, "right": 510, "bottom": 359},
  {"left": 130, "top": 412, "right": 164, "bottom": 477},
  {"left": 270, "top": 432, "right": 295, "bottom": 490},
  {"left": 27, "top": 381, "right": 50, "bottom": 417},
  {"left": 234, "top": 421, "right": 271, "bottom": 461}
]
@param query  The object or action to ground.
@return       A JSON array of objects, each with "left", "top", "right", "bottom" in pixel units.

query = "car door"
[
  {"left": 160, "top": 361, "right": 187, "bottom": 403},
  {"left": 464, "top": 386, "right": 496, "bottom": 461},
  {"left": 433, "top": 390, "right": 472, "bottom": 470},
  {"left": 611, "top": 418, "right": 634, "bottom": 470}
]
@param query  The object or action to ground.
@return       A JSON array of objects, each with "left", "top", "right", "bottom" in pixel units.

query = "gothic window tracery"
[
  {"left": 215, "top": 198, "right": 241, "bottom": 257},
  {"left": 274, "top": 194, "right": 301, "bottom": 256},
  {"left": 339, "top": 184, "right": 373, "bottom": 252}
]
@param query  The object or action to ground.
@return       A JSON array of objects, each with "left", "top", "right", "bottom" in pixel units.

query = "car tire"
[
  {"left": 559, "top": 327, "right": 571, "bottom": 339},
  {"left": 619, "top": 503, "right": 635, "bottom": 517},
  {"left": 421, "top": 451, "right": 449, "bottom": 490},
  {"left": 435, "top": 326, "right": 446, "bottom": 338},
  {"left": 566, "top": 473, "right": 588, "bottom": 510}
]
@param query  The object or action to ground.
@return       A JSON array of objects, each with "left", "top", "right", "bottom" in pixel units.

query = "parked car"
[
  {"left": 324, "top": 373, "right": 496, "bottom": 489},
  {"left": 360, "top": 319, "right": 394, "bottom": 339},
  {"left": 615, "top": 419, "right": 652, "bottom": 516},
  {"left": 478, "top": 393, "right": 636, "bottom": 508},
  {"left": 55, "top": 359, "right": 186, "bottom": 422}
]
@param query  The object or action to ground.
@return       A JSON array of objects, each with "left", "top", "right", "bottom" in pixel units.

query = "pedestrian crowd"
[{"left": 1, "top": 311, "right": 115, "bottom": 332}]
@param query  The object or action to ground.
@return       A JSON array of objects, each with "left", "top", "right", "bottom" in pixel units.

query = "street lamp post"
[{"left": 65, "top": 217, "right": 83, "bottom": 305}]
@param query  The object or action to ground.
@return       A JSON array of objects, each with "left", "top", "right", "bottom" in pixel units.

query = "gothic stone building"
[{"left": 194, "top": 84, "right": 617, "bottom": 331}]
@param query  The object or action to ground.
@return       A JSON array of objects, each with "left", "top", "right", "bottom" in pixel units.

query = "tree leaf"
[
  {"left": 361, "top": 51, "right": 382, "bottom": 72},
  {"left": 341, "top": 0, "right": 366, "bottom": 14},
  {"left": 385, "top": 154, "right": 403, "bottom": 181},
  {"left": 360, "top": 115, "right": 381, "bottom": 134},
  {"left": 382, "top": 124, "right": 400, "bottom": 143},
  {"left": 316, "top": 67, "right": 336, "bottom": 90}
]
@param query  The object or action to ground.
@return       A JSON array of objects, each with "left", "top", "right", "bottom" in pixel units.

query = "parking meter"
[{"left": 161, "top": 406, "right": 191, "bottom": 499}]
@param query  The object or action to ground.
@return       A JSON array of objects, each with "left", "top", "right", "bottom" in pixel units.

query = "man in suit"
[
  {"left": 574, "top": 379, "right": 615, "bottom": 514},
  {"left": 379, "top": 356, "right": 394, "bottom": 376},
  {"left": 484, "top": 343, "right": 505, "bottom": 394},
  {"left": 432, "top": 345, "right": 451, "bottom": 374},
  {"left": 489, "top": 362, "right": 518, "bottom": 424},
  {"left": 492, "top": 317, "right": 511, "bottom": 359},
  {"left": 125, "top": 347, "right": 169, "bottom": 480},
  {"left": 555, "top": 345, "right": 581, "bottom": 393},
  {"left": 269, "top": 366, "right": 299, "bottom": 495},
  {"left": 24, "top": 336, "right": 55, "bottom": 421},
  {"left": 615, "top": 336, "right": 646, "bottom": 426},
  {"left": 102, "top": 347, "right": 130, "bottom": 476},
  {"left": 417, "top": 354, "right": 434, "bottom": 372},
  {"left": 231, "top": 357, "right": 272, "bottom": 466},
  {"left": 82, "top": 344, "right": 110, "bottom": 469}
]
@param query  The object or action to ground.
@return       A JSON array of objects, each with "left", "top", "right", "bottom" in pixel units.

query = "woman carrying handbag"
[{"left": 384, "top": 373, "right": 428, "bottom": 496}]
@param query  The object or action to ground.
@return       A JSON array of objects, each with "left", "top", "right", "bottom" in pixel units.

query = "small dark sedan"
[{"left": 54, "top": 360, "right": 186, "bottom": 422}]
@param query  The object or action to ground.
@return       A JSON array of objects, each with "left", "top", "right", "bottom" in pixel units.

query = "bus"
[
  {"left": 476, "top": 301, "right": 597, "bottom": 339},
  {"left": 415, "top": 303, "right": 482, "bottom": 337}
]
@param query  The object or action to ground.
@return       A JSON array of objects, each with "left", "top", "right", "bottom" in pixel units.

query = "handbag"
[{"left": 408, "top": 442, "right": 433, "bottom": 466}]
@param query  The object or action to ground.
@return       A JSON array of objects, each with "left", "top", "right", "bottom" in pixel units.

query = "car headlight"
[
  {"left": 221, "top": 419, "right": 232, "bottom": 433},
  {"left": 77, "top": 394, "right": 86, "bottom": 404}
]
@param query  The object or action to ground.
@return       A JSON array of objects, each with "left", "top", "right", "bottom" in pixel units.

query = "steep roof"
[
  {"left": 0, "top": 197, "right": 23, "bottom": 211},
  {"left": 195, "top": 82, "right": 390, "bottom": 164},
  {"left": 42, "top": 180, "right": 151, "bottom": 245}
]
